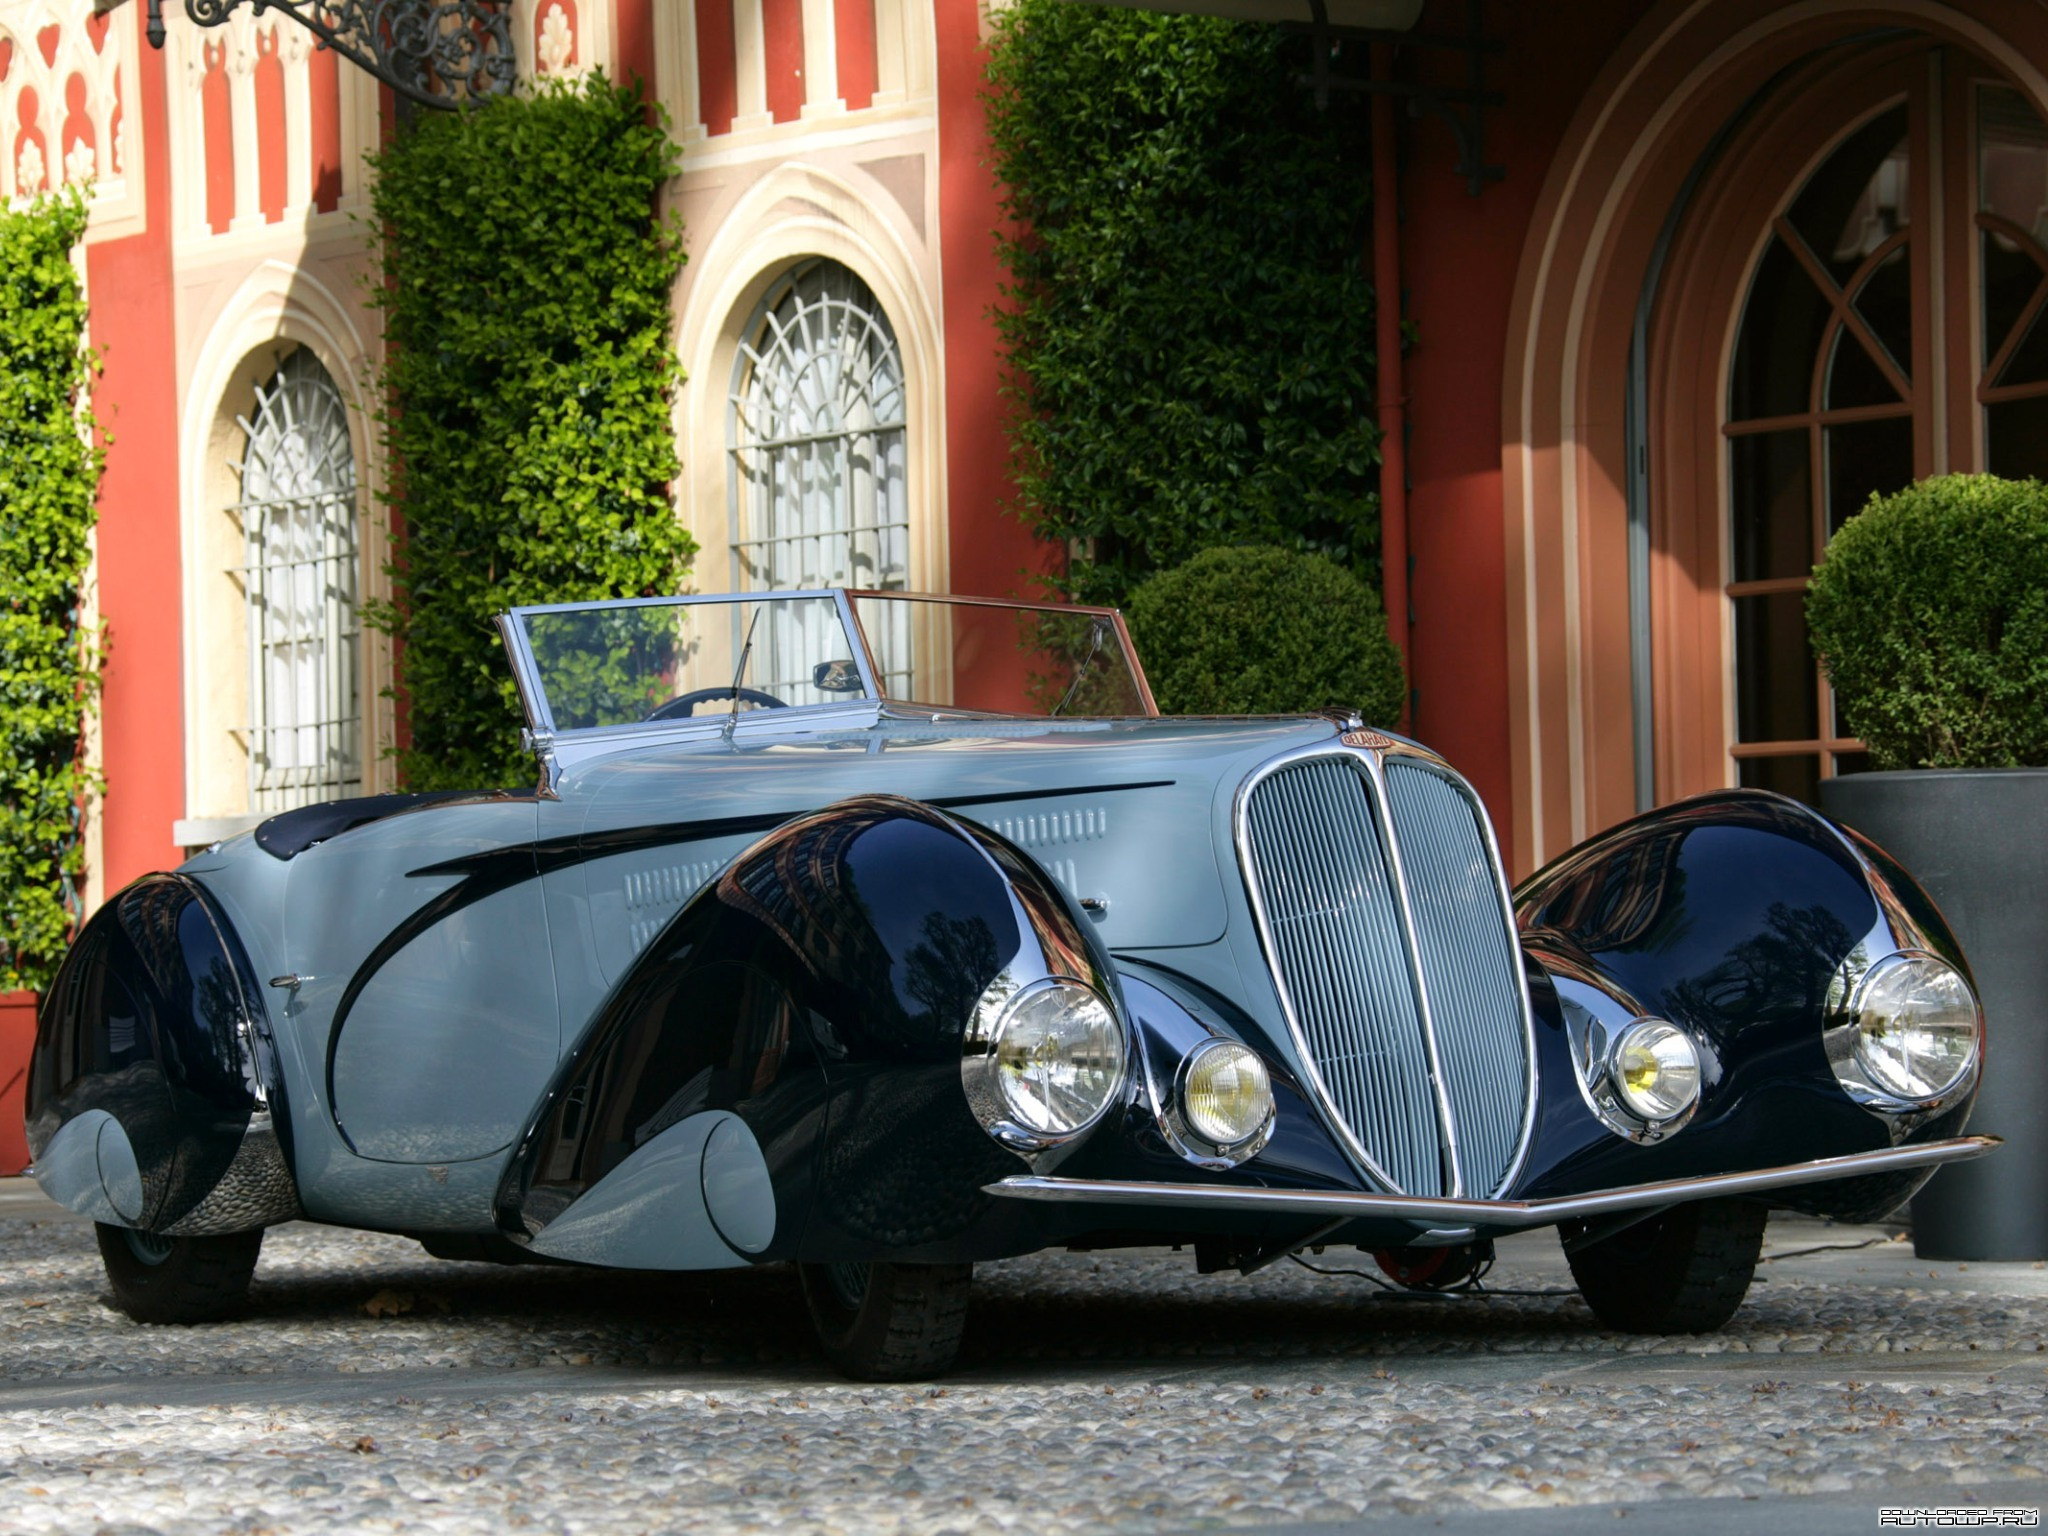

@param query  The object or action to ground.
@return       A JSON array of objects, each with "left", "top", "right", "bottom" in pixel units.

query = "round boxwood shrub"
[
  {"left": 1126, "top": 545, "right": 1404, "bottom": 722},
  {"left": 1806, "top": 473, "right": 2048, "bottom": 769}
]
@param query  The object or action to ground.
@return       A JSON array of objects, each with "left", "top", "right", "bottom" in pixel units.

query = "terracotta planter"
[
  {"left": 1820, "top": 768, "right": 2048, "bottom": 1260},
  {"left": 0, "top": 991, "right": 36, "bottom": 1177}
]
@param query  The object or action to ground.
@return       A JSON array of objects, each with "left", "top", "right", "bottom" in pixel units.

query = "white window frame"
[{"left": 235, "top": 348, "right": 362, "bottom": 813}]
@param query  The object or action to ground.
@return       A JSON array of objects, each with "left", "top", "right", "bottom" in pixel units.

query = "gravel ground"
[{"left": 2, "top": 1210, "right": 2046, "bottom": 1533}]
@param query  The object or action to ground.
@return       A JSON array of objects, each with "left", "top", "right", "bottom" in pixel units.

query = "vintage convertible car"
[{"left": 26, "top": 589, "right": 1992, "bottom": 1378}]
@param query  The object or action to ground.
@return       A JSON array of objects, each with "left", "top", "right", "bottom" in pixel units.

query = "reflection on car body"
[{"left": 26, "top": 589, "right": 1993, "bottom": 1377}]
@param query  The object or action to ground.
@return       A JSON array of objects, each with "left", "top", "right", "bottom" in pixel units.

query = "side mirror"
[{"left": 813, "top": 659, "right": 864, "bottom": 693}]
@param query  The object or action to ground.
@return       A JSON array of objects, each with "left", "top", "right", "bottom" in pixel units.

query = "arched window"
[
  {"left": 728, "top": 260, "right": 909, "bottom": 695},
  {"left": 728, "top": 260, "right": 908, "bottom": 590},
  {"left": 235, "top": 349, "right": 361, "bottom": 811}
]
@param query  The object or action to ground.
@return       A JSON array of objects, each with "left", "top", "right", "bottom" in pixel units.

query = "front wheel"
[
  {"left": 1562, "top": 1198, "right": 1767, "bottom": 1333},
  {"left": 95, "top": 1223, "right": 264, "bottom": 1325},
  {"left": 799, "top": 1259, "right": 972, "bottom": 1380}
]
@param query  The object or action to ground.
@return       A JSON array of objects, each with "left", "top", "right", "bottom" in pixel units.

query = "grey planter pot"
[{"left": 1820, "top": 768, "right": 2048, "bottom": 1260}]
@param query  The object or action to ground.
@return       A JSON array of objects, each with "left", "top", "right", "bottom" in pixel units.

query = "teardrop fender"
[
  {"left": 1509, "top": 788, "right": 1978, "bottom": 1219},
  {"left": 493, "top": 794, "right": 1116, "bottom": 1267},
  {"left": 26, "top": 873, "right": 299, "bottom": 1234}
]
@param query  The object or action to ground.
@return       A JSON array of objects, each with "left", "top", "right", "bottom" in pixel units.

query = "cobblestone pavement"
[{"left": 2, "top": 1193, "right": 2047, "bottom": 1534}]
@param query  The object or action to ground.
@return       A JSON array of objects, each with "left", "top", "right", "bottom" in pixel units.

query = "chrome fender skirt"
[{"left": 984, "top": 1135, "right": 1996, "bottom": 1229}]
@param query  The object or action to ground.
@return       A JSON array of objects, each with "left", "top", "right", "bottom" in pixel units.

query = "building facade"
[
  {"left": 42, "top": 0, "right": 1026, "bottom": 913},
  {"left": 1389, "top": 0, "right": 2048, "bottom": 878},
  {"left": 29, "top": 0, "right": 2048, "bottom": 913}
]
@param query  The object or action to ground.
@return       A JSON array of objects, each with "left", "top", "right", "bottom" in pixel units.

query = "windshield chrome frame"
[
  {"left": 843, "top": 589, "right": 1160, "bottom": 718},
  {"left": 498, "top": 589, "right": 885, "bottom": 740}
]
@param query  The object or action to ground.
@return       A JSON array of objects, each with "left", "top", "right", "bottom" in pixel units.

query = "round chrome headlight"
[
  {"left": 1850, "top": 952, "right": 1979, "bottom": 1101},
  {"left": 1181, "top": 1040, "right": 1273, "bottom": 1149},
  {"left": 967, "top": 978, "right": 1126, "bottom": 1143},
  {"left": 1608, "top": 1018, "right": 1701, "bottom": 1124}
]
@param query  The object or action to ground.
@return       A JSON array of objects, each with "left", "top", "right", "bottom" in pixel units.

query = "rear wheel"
[
  {"left": 799, "top": 1259, "right": 972, "bottom": 1380},
  {"left": 1562, "top": 1198, "right": 1767, "bottom": 1333},
  {"left": 95, "top": 1223, "right": 264, "bottom": 1325}
]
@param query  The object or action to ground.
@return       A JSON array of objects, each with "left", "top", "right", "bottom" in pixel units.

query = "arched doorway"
[
  {"left": 1652, "top": 39, "right": 2048, "bottom": 807},
  {"left": 727, "top": 258, "right": 910, "bottom": 597},
  {"left": 1500, "top": 1, "right": 2048, "bottom": 876}
]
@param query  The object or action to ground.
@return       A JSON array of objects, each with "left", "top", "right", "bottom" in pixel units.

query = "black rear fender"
[{"left": 27, "top": 874, "right": 297, "bottom": 1234}]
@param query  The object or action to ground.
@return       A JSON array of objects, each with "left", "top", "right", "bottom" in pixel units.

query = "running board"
[{"left": 985, "top": 1136, "right": 1997, "bottom": 1227}]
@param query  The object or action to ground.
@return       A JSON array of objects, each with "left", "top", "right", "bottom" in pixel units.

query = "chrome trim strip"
[
  {"left": 983, "top": 1136, "right": 1998, "bottom": 1226},
  {"left": 1356, "top": 747, "right": 1465, "bottom": 1196},
  {"left": 508, "top": 587, "right": 847, "bottom": 616},
  {"left": 1383, "top": 742, "right": 1541, "bottom": 1198},
  {"left": 834, "top": 587, "right": 888, "bottom": 703},
  {"left": 495, "top": 611, "right": 554, "bottom": 736}
]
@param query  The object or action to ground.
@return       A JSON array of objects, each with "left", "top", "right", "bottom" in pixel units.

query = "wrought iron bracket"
[
  {"left": 1289, "top": 0, "right": 1504, "bottom": 194},
  {"left": 144, "top": 0, "right": 516, "bottom": 111}
]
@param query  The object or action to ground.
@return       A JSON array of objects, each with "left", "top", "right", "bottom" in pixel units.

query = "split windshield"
[{"left": 505, "top": 591, "right": 1153, "bottom": 735}]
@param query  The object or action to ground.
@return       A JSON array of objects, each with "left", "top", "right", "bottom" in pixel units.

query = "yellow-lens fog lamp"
[
  {"left": 1608, "top": 1018, "right": 1701, "bottom": 1124},
  {"left": 1181, "top": 1040, "right": 1274, "bottom": 1148}
]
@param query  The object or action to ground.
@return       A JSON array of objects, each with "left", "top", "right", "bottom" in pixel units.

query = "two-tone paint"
[{"left": 26, "top": 703, "right": 1990, "bottom": 1268}]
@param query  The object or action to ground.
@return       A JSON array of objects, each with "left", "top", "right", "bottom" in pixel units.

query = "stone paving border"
[{"left": 2, "top": 1183, "right": 2046, "bottom": 1534}]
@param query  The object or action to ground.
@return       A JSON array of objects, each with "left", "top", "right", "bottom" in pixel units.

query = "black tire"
[
  {"left": 1563, "top": 1198, "right": 1767, "bottom": 1333},
  {"left": 799, "top": 1259, "right": 972, "bottom": 1381},
  {"left": 95, "top": 1223, "right": 264, "bottom": 1325}
]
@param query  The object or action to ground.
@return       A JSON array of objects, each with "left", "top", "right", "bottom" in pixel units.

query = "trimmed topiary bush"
[
  {"left": 0, "top": 187, "right": 102, "bottom": 994},
  {"left": 1806, "top": 473, "right": 2048, "bottom": 769},
  {"left": 1126, "top": 545, "right": 1404, "bottom": 722}
]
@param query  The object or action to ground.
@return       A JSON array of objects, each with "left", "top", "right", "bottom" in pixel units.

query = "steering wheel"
[{"left": 647, "top": 686, "right": 789, "bottom": 722}]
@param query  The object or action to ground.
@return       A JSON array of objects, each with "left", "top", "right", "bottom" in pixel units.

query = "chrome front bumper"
[{"left": 985, "top": 1136, "right": 1996, "bottom": 1227}]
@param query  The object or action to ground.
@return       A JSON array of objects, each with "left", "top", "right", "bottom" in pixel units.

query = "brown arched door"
[{"left": 1651, "top": 42, "right": 2048, "bottom": 806}]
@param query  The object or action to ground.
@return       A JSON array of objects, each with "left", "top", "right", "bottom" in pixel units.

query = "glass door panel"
[
  {"left": 1825, "top": 417, "right": 1915, "bottom": 534},
  {"left": 1723, "top": 102, "right": 1918, "bottom": 800},
  {"left": 1979, "top": 85, "right": 2048, "bottom": 479}
]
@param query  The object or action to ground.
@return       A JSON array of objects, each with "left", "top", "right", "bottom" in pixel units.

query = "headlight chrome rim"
[
  {"left": 1177, "top": 1039, "right": 1276, "bottom": 1153},
  {"left": 962, "top": 975, "right": 1127, "bottom": 1152},
  {"left": 1604, "top": 1017, "right": 1703, "bottom": 1128},
  {"left": 1840, "top": 950, "right": 1981, "bottom": 1107}
]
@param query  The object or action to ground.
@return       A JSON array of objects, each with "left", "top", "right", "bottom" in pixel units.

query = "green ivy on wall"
[
  {"left": 0, "top": 188, "right": 102, "bottom": 994},
  {"left": 984, "top": 0, "right": 1385, "bottom": 607},
  {"left": 368, "top": 74, "right": 695, "bottom": 791}
]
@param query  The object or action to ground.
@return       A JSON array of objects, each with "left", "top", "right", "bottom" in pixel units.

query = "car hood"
[{"left": 555, "top": 712, "right": 1341, "bottom": 954}]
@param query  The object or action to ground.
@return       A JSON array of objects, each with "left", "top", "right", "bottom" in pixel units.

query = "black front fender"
[
  {"left": 495, "top": 794, "right": 1119, "bottom": 1264},
  {"left": 1511, "top": 789, "right": 1978, "bottom": 1218}
]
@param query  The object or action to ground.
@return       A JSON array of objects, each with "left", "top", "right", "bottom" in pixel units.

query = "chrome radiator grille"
[{"left": 1239, "top": 749, "right": 1532, "bottom": 1197}]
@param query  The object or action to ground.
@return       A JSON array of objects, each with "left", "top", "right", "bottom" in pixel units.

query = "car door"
[{"left": 278, "top": 799, "right": 561, "bottom": 1165}]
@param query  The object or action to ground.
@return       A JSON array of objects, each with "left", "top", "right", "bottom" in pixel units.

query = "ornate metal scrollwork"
[{"left": 144, "top": 0, "right": 517, "bottom": 111}]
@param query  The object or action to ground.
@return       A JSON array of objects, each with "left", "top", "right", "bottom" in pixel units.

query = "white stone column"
[
  {"left": 733, "top": 0, "right": 772, "bottom": 131},
  {"left": 800, "top": 0, "right": 840, "bottom": 117},
  {"left": 281, "top": 26, "right": 312, "bottom": 215},
  {"left": 225, "top": 14, "right": 262, "bottom": 230}
]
